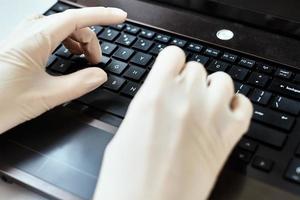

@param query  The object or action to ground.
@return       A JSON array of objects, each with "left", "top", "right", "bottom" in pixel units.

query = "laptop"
[{"left": 0, "top": 0, "right": 300, "bottom": 199}]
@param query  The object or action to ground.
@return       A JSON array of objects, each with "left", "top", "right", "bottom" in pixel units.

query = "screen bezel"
[{"left": 141, "top": 0, "right": 300, "bottom": 39}]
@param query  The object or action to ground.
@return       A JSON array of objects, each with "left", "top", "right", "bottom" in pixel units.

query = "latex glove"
[
  {"left": 0, "top": 7, "right": 127, "bottom": 134},
  {"left": 95, "top": 46, "right": 253, "bottom": 200}
]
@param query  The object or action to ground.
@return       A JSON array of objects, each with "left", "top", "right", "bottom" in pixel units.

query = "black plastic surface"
[{"left": 0, "top": 108, "right": 113, "bottom": 199}]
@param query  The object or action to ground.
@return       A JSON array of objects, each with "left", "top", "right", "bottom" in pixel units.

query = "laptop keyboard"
[{"left": 45, "top": 2, "right": 300, "bottom": 193}]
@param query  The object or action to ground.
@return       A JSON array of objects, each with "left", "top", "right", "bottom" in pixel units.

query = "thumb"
[{"left": 43, "top": 67, "right": 107, "bottom": 108}]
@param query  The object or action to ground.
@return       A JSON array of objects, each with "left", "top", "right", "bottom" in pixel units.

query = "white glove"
[
  {"left": 95, "top": 46, "right": 253, "bottom": 200},
  {"left": 0, "top": 7, "right": 127, "bottom": 134}
]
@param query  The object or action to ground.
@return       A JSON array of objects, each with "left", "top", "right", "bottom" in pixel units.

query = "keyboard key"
[
  {"left": 204, "top": 48, "right": 220, "bottom": 57},
  {"left": 46, "top": 55, "right": 57, "bottom": 68},
  {"left": 271, "top": 96, "right": 300, "bottom": 115},
  {"left": 125, "top": 25, "right": 141, "bottom": 35},
  {"left": 71, "top": 54, "right": 88, "bottom": 66},
  {"left": 187, "top": 43, "right": 203, "bottom": 53},
  {"left": 207, "top": 60, "right": 229, "bottom": 72},
  {"left": 78, "top": 89, "right": 130, "bottom": 118},
  {"left": 228, "top": 65, "right": 249, "bottom": 81},
  {"left": 285, "top": 159, "right": 300, "bottom": 184},
  {"left": 50, "top": 59, "right": 72, "bottom": 74},
  {"left": 221, "top": 53, "right": 238, "bottom": 63},
  {"left": 234, "top": 82, "right": 251, "bottom": 96},
  {"left": 103, "top": 75, "right": 126, "bottom": 91},
  {"left": 253, "top": 104, "right": 295, "bottom": 131},
  {"left": 121, "top": 81, "right": 141, "bottom": 97},
  {"left": 140, "top": 29, "right": 156, "bottom": 39},
  {"left": 98, "top": 28, "right": 119, "bottom": 41},
  {"left": 250, "top": 89, "right": 272, "bottom": 105},
  {"left": 275, "top": 68, "right": 293, "bottom": 80},
  {"left": 239, "top": 58, "right": 255, "bottom": 68},
  {"left": 115, "top": 33, "right": 137, "bottom": 46},
  {"left": 150, "top": 43, "right": 166, "bottom": 55},
  {"left": 99, "top": 56, "right": 111, "bottom": 67},
  {"left": 238, "top": 138, "right": 258, "bottom": 152},
  {"left": 269, "top": 79, "right": 300, "bottom": 100},
  {"left": 105, "top": 60, "right": 128, "bottom": 75},
  {"left": 252, "top": 156, "right": 274, "bottom": 172},
  {"left": 110, "top": 23, "right": 126, "bottom": 31},
  {"left": 247, "top": 72, "right": 270, "bottom": 88},
  {"left": 155, "top": 34, "right": 171, "bottom": 43},
  {"left": 247, "top": 122, "right": 287, "bottom": 148},
  {"left": 52, "top": 3, "right": 71, "bottom": 12},
  {"left": 130, "top": 52, "right": 152, "bottom": 67},
  {"left": 45, "top": 10, "right": 56, "bottom": 16},
  {"left": 55, "top": 46, "right": 72, "bottom": 58},
  {"left": 170, "top": 38, "right": 187, "bottom": 48},
  {"left": 233, "top": 149, "right": 252, "bottom": 163},
  {"left": 113, "top": 47, "right": 135, "bottom": 61},
  {"left": 101, "top": 42, "right": 117, "bottom": 56},
  {"left": 256, "top": 63, "right": 274, "bottom": 74},
  {"left": 133, "top": 38, "right": 154, "bottom": 52},
  {"left": 123, "top": 65, "right": 146, "bottom": 81},
  {"left": 190, "top": 54, "right": 209, "bottom": 66},
  {"left": 90, "top": 26, "right": 103, "bottom": 35}
]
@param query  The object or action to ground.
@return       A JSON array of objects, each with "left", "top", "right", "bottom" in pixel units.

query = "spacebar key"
[
  {"left": 78, "top": 89, "right": 131, "bottom": 118},
  {"left": 247, "top": 122, "right": 287, "bottom": 148}
]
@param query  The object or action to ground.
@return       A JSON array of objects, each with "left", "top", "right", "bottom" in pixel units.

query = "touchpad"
[{"left": 0, "top": 108, "right": 114, "bottom": 200}]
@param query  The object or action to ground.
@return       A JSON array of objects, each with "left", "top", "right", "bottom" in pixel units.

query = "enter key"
[{"left": 253, "top": 105, "right": 296, "bottom": 132}]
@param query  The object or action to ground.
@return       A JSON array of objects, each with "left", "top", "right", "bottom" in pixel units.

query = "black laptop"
[{"left": 1, "top": 0, "right": 300, "bottom": 199}]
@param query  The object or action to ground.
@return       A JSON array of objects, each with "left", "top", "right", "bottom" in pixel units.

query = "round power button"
[{"left": 216, "top": 29, "right": 234, "bottom": 41}]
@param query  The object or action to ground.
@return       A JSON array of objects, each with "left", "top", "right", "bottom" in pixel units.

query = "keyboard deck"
[{"left": 45, "top": 1, "right": 300, "bottom": 197}]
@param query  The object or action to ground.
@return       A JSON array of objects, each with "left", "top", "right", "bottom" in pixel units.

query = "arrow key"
[
  {"left": 285, "top": 159, "right": 300, "bottom": 184},
  {"left": 252, "top": 156, "right": 274, "bottom": 172}
]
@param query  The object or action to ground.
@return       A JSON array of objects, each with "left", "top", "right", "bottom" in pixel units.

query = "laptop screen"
[{"left": 144, "top": 0, "right": 300, "bottom": 39}]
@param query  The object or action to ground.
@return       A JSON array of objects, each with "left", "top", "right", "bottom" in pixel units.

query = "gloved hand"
[
  {"left": 0, "top": 7, "right": 127, "bottom": 134},
  {"left": 95, "top": 46, "right": 253, "bottom": 200}
]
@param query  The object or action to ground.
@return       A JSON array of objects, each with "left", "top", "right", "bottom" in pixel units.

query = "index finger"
[{"left": 44, "top": 7, "right": 127, "bottom": 51}]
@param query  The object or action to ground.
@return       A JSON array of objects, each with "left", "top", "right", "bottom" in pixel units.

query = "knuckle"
[
  {"left": 218, "top": 71, "right": 233, "bottom": 82},
  {"left": 161, "top": 45, "right": 185, "bottom": 58},
  {"left": 63, "top": 9, "right": 78, "bottom": 27},
  {"left": 239, "top": 94, "right": 253, "bottom": 113},
  {"left": 167, "top": 45, "right": 184, "bottom": 52},
  {"left": 234, "top": 102, "right": 253, "bottom": 126},
  {"left": 236, "top": 112, "right": 251, "bottom": 125},
  {"left": 187, "top": 61, "right": 207, "bottom": 75},
  {"left": 32, "top": 31, "right": 53, "bottom": 57},
  {"left": 183, "top": 62, "right": 208, "bottom": 86},
  {"left": 90, "top": 28, "right": 98, "bottom": 38},
  {"left": 216, "top": 72, "right": 234, "bottom": 91},
  {"left": 80, "top": 28, "right": 96, "bottom": 43}
]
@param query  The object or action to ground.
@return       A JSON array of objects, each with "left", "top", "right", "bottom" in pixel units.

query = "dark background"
[{"left": 139, "top": 0, "right": 300, "bottom": 39}]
